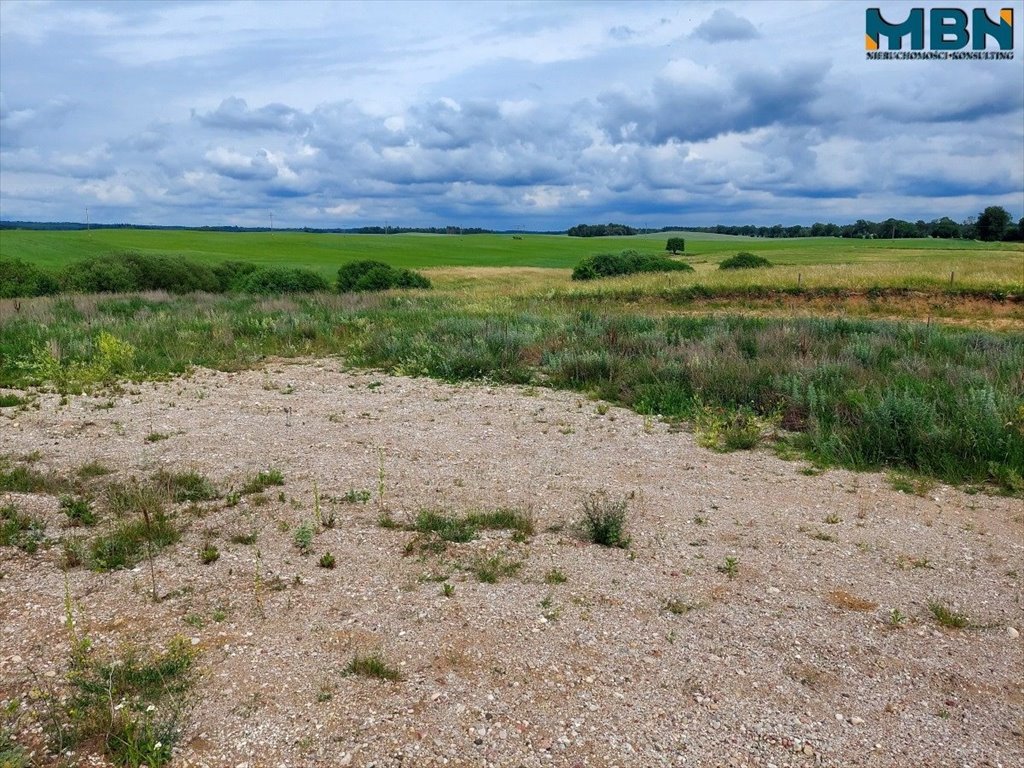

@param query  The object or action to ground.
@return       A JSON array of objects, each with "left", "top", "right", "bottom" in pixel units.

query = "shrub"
[
  {"left": 236, "top": 267, "right": 329, "bottom": 294},
  {"left": 125, "top": 253, "right": 220, "bottom": 293},
  {"left": 0, "top": 258, "right": 60, "bottom": 298},
  {"left": 212, "top": 260, "right": 260, "bottom": 291},
  {"left": 336, "top": 260, "right": 431, "bottom": 293},
  {"left": 719, "top": 252, "right": 772, "bottom": 270},
  {"left": 571, "top": 250, "right": 694, "bottom": 281}
]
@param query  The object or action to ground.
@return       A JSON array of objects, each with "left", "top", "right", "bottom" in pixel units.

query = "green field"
[{"left": 2, "top": 227, "right": 1022, "bottom": 280}]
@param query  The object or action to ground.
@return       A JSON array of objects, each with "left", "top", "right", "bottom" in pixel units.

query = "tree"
[
  {"left": 665, "top": 237, "right": 685, "bottom": 254},
  {"left": 976, "top": 206, "right": 1011, "bottom": 241},
  {"left": 930, "top": 217, "right": 960, "bottom": 239}
]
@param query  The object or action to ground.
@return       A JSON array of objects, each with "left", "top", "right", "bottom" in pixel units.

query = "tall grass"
[{"left": 1, "top": 292, "right": 1021, "bottom": 492}]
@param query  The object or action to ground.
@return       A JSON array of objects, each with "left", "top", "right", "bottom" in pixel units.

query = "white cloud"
[{"left": 0, "top": 1, "right": 1021, "bottom": 228}]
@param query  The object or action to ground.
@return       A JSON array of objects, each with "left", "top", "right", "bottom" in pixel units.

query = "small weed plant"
[
  {"left": 1, "top": 503, "right": 46, "bottom": 553},
  {"left": 694, "top": 402, "right": 769, "bottom": 452},
  {"left": 473, "top": 553, "right": 523, "bottom": 583},
  {"left": 663, "top": 598, "right": 695, "bottom": 615},
  {"left": 241, "top": 469, "right": 284, "bottom": 495},
  {"left": 343, "top": 488, "right": 372, "bottom": 504},
  {"left": 345, "top": 652, "right": 402, "bottom": 682},
  {"left": 199, "top": 543, "right": 220, "bottom": 565},
  {"left": 544, "top": 567, "right": 567, "bottom": 585},
  {"left": 60, "top": 495, "right": 97, "bottom": 526},
  {"left": 293, "top": 522, "right": 314, "bottom": 555},
  {"left": 928, "top": 599, "right": 969, "bottom": 629},
  {"left": 717, "top": 556, "right": 740, "bottom": 579},
  {"left": 155, "top": 470, "right": 218, "bottom": 503},
  {"left": 580, "top": 492, "right": 630, "bottom": 548}
]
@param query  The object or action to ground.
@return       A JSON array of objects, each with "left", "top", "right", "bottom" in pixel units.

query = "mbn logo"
[{"left": 866, "top": 7, "right": 1014, "bottom": 50}]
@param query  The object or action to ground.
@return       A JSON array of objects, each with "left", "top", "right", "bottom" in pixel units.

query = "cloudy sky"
[{"left": 1, "top": 0, "right": 1022, "bottom": 229}]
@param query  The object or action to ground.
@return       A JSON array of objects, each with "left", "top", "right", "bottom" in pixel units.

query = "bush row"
[{"left": 0, "top": 253, "right": 430, "bottom": 297}]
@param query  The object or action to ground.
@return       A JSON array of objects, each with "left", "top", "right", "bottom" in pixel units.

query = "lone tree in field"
[
  {"left": 976, "top": 206, "right": 1011, "bottom": 241},
  {"left": 666, "top": 237, "right": 685, "bottom": 254}
]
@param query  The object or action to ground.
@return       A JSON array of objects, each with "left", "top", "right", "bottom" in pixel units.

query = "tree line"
[{"left": 568, "top": 207, "right": 1022, "bottom": 241}]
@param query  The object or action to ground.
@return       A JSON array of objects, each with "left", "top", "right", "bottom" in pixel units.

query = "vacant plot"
[{"left": 1, "top": 362, "right": 1021, "bottom": 767}]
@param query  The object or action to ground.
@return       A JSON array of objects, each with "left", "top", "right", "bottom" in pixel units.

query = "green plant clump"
[
  {"left": 572, "top": 250, "right": 694, "bottom": 281},
  {"left": 472, "top": 553, "right": 523, "bottom": 583},
  {"left": 90, "top": 513, "right": 180, "bottom": 571},
  {"left": 319, "top": 551, "right": 336, "bottom": 569},
  {"left": 345, "top": 652, "right": 402, "bottom": 681},
  {"left": 60, "top": 495, "right": 97, "bottom": 526},
  {"left": 1, "top": 503, "right": 46, "bottom": 553},
  {"left": 928, "top": 599, "right": 969, "bottom": 629},
  {"left": 241, "top": 469, "right": 284, "bottom": 495},
  {"left": 293, "top": 522, "right": 314, "bottom": 555},
  {"left": 579, "top": 492, "right": 630, "bottom": 548},
  {"left": 155, "top": 470, "right": 219, "bottom": 503},
  {"left": 199, "top": 543, "right": 220, "bottom": 564}
]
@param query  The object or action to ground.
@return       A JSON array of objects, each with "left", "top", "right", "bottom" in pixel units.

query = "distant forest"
[
  {"left": 569, "top": 207, "right": 1023, "bottom": 241},
  {"left": 2, "top": 206, "right": 1022, "bottom": 241},
  {"left": 0, "top": 222, "right": 517, "bottom": 235}
]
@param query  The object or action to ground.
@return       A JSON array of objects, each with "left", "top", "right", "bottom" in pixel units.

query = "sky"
[{"left": 1, "top": 0, "right": 1022, "bottom": 230}]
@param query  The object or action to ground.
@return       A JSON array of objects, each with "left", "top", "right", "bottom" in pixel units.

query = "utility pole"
[
  {"left": 269, "top": 211, "right": 274, "bottom": 233},
  {"left": 86, "top": 207, "right": 90, "bottom": 235}
]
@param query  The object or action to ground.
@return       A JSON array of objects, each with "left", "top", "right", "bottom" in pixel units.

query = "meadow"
[
  {"left": 1, "top": 229, "right": 1022, "bottom": 492},
  {"left": 3, "top": 227, "right": 1022, "bottom": 277}
]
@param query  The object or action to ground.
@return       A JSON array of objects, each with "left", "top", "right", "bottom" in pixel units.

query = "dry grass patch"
[{"left": 826, "top": 589, "right": 878, "bottom": 612}]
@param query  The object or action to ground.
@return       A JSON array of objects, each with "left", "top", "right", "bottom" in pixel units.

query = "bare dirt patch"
[{"left": 2, "top": 360, "right": 1022, "bottom": 767}]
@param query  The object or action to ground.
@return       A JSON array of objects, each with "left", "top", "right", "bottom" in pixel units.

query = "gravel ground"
[{"left": 1, "top": 359, "right": 1022, "bottom": 768}]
